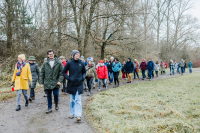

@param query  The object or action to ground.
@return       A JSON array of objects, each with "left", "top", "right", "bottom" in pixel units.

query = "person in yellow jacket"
[{"left": 12, "top": 54, "right": 32, "bottom": 111}]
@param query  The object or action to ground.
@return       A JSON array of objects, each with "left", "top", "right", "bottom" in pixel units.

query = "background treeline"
[{"left": 1, "top": 0, "right": 200, "bottom": 72}]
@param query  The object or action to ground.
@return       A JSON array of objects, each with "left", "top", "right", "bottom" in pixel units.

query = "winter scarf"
[
  {"left": 88, "top": 64, "right": 93, "bottom": 67},
  {"left": 161, "top": 62, "right": 163, "bottom": 66},
  {"left": 16, "top": 60, "right": 26, "bottom": 76}
]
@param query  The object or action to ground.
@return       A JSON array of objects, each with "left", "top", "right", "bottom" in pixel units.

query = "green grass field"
[{"left": 85, "top": 72, "right": 200, "bottom": 133}]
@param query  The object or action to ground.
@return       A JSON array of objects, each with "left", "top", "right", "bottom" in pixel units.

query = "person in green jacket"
[
  {"left": 188, "top": 61, "right": 193, "bottom": 73},
  {"left": 39, "top": 49, "right": 63, "bottom": 114}
]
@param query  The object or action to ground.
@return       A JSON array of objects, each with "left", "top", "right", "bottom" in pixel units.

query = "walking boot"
[
  {"left": 16, "top": 105, "right": 21, "bottom": 111},
  {"left": 46, "top": 108, "right": 52, "bottom": 114},
  {"left": 25, "top": 100, "right": 29, "bottom": 107},
  {"left": 55, "top": 103, "right": 59, "bottom": 110},
  {"left": 77, "top": 116, "right": 81, "bottom": 121}
]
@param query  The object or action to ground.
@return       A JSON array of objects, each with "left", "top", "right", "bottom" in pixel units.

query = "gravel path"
[{"left": 0, "top": 69, "right": 200, "bottom": 133}]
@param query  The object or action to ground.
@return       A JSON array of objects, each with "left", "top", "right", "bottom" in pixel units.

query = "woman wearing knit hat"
[
  {"left": 85, "top": 59, "right": 98, "bottom": 95},
  {"left": 28, "top": 56, "right": 40, "bottom": 101},
  {"left": 12, "top": 54, "right": 32, "bottom": 111},
  {"left": 97, "top": 60, "right": 108, "bottom": 91},
  {"left": 62, "top": 50, "right": 86, "bottom": 122},
  {"left": 112, "top": 57, "right": 122, "bottom": 88}
]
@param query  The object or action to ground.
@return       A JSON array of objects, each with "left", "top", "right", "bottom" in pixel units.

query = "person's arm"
[
  {"left": 27, "top": 64, "right": 32, "bottom": 82},
  {"left": 36, "top": 64, "right": 40, "bottom": 81},
  {"left": 39, "top": 63, "right": 45, "bottom": 85},
  {"left": 105, "top": 66, "right": 108, "bottom": 79},
  {"left": 112, "top": 62, "right": 115, "bottom": 71},
  {"left": 94, "top": 68, "right": 98, "bottom": 80},
  {"left": 119, "top": 63, "right": 122, "bottom": 71},
  {"left": 82, "top": 63, "right": 86, "bottom": 80},
  {"left": 62, "top": 62, "right": 70, "bottom": 80},
  {"left": 58, "top": 63, "right": 64, "bottom": 83},
  {"left": 11, "top": 64, "right": 17, "bottom": 84}
]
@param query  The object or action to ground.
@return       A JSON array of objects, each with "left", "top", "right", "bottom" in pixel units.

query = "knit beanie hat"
[
  {"left": 80, "top": 56, "right": 84, "bottom": 59},
  {"left": 99, "top": 60, "right": 103, "bottom": 63},
  {"left": 87, "top": 57, "right": 93, "bottom": 62},
  {"left": 18, "top": 54, "right": 26, "bottom": 61},
  {"left": 142, "top": 59, "right": 145, "bottom": 61},
  {"left": 72, "top": 50, "right": 80, "bottom": 57}
]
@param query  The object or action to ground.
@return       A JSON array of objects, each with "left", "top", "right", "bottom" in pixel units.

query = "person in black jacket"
[
  {"left": 62, "top": 50, "right": 86, "bottom": 122},
  {"left": 125, "top": 58, "right": 133, "bottom": 83},
  {"left": 28, "top": 56, "right": 40, "bottom": 101},
  {"left": 107, "top": 57, "right": 114, "bottom": 84}
]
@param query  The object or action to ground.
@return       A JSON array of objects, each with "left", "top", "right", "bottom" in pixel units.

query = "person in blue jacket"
[
  {"left": 112, "top": 57, "right": 122, "bottom": 88},
  {"left": 188, "top": 61, "right": 193, "bottom": 73},
  {"left": 147, "top": 58, "right": 155, "bottom": 81}
]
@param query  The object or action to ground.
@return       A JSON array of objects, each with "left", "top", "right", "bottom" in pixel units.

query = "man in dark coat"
[
  {"left": 40, "top": 49, "right": 63, "bottom": 114},
  {"left": 147, "top": 58, "right": 154, "bottom": 81},
  {"left": 107, "top": 57, "right": 114, "bottom": 84},
  {"left": 28, "top": 56, "right": 40, "bottom": 101},
  {"left": 125, "top": 58, "right": 133, "bottom": 83},
  {"left": 62, "top": 50, "right": 86, "bottom": 122}
]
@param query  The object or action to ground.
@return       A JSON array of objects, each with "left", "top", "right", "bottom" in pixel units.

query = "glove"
[
  {"left": 11, "top": 82, "right": 14, "bottom": 86},
  {"left": 95, "top": 79, "right": 98, "bottom": 82}
]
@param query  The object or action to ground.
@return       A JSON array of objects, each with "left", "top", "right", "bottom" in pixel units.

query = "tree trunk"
[
  {"left": 57, "top": 0, "right": 62, "bottom": 46},
  {"left": 6, "top": 0, "right": 13, "bottom": 56},
  {"left": 83, "top": 0, "right": 97, "bottom": 56},
  {"left": 101, "top": 42, "right": 106, "bottom": 59}
]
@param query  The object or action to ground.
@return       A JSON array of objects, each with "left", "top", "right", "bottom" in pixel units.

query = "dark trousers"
[
  {"left": 142, "top": 70, "right": 145, "bottom": 79},
  {"left": 63, "top": 78, "right": 67, "bottom": 92},
  {"left": 134, "top": 71, "right": 139, "bottom": 79},
  {"left": 181, "top": 67, "right": 184, "bottom": 74},
  {"left": 46, "top": 88, "right": 59, "bottom": 109},
  {"left": 86, "top": 78, "right": 93, "bottom": 92},
  {"left": 148, "top": 70, "right": 153, "bottom": 79},
  {"left": 152, "top": 71, "right": 154, "bottom": 78},
  {"left": 155, "top": 71, "right": 158, "bottom": 76},
  {"left": 113, "top": 72, "right": 119, "bottom": 85},
  {"left": 30, "top": 88, "right": 35, "bottom": 98}
]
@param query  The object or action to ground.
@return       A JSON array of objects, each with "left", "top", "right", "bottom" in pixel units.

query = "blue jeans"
[
  {"left": 148, "top": 70, "right": 153, "bottom": 79},
  {"left": 181, "top": 67, "right": 184, "bottom": 73},
  {"left": 177, "top": 67, "right": 180, "bottom": 73},
  {"left": 108, "top": 72, "right": 113, "bottom": 83},
  {"left": 30, "top": 88, "right": 35, "bottom": 98},
  {"left": 46, "top": 88, "right": 59, "bottom": 109},
  {"left": 69, "top": 91, "right": 82, "bottom": 117},
  {"left": 142, "top": 70, "right": 145, "bottom": 79},
  {"left": 17, "top": 90, "right": 28, "bottom": 105},
  {"left": 99, "top": 79, "right": 107, "bottom": 89},
  {"left": 189, "top": 67, "right": 192, "bottom": 73},
  {"left": 170, "top": 68, "right": 174, "bottom": 75}
]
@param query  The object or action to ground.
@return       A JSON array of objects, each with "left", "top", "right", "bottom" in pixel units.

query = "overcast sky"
[{"left": 189, "top": 0, "right": 200, "bottom": 22}]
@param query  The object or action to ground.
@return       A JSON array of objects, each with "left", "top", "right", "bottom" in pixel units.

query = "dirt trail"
[{"left": 0, "top": 69, "right": 200, "bottom": 133}]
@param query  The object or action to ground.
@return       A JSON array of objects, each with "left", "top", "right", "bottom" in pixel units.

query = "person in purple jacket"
[{"left": 140, "top": 59, "right": 147, "bottom": 80}]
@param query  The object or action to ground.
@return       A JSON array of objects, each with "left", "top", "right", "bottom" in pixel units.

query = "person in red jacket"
[
  {"left": 97, "top": 60, "right": 108, "bottom": 91},
  {"left": 164, "top": 61, "right": 167, "bottom": 74},
  {"left": 60, "top": 56, "right": 68, "bottom": 93}
]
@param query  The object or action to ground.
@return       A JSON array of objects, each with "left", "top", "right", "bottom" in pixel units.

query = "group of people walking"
[{"left": 11, "top": 49, "right": 193, "bottom": 122}]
